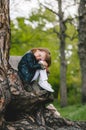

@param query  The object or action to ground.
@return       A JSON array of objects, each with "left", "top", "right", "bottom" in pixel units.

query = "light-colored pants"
[{"left": 31, "top": 69, "right": 48, "bottom": 82}]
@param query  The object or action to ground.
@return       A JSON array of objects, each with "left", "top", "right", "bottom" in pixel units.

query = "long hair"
[{"left": 31, "top": 47, "right": 51, "bottom": 67}]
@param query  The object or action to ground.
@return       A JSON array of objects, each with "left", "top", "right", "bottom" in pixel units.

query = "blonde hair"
[{"left": 31, "top": 47, "right": 51, "bottom": 67}]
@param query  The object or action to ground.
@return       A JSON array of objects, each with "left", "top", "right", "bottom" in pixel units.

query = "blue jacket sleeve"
[{"left": 22, "top": 52, "right": 43, "bottom": 70}]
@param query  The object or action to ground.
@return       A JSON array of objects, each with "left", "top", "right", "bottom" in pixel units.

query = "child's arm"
[{"left": 39, "top": 60, "right": 50, "bottom": 75}]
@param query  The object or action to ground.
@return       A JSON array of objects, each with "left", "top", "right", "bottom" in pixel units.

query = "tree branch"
[{"left": 40, "top": 3, "right": 59, "bottom": 16}]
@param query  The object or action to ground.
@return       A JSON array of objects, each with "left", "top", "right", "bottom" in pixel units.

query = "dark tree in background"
[
  {"left": 78, "top": 0, "right": 86, "bottom": 103},
  {"left": 58, "top": 0, "right": 67, "bottom": 107}
]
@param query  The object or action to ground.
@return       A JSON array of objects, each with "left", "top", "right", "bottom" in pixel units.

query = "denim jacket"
[{"left": 18, "top": 51, "right": 42, "bottom": 84}]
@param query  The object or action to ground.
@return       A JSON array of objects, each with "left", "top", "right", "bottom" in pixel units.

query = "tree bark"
[
  {"left": 1, "top": 104, "right": 86, "bottom": 130},
  {"left": 78, "top": 0, "right": 86, "bottom": 103},
  {"left": 0, "top": 0, "right": 11, "bottom": 126},
  {"left": 0, "top": 0, "right": 10, "bottom": 71}
]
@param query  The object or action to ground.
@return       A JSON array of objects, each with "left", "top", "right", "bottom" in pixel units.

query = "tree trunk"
[
  {"left": 58, "top": 0, "right": 67, "bottom": 107},
  {"left": 0, "top": 0, "right": 11, "bottom": 126},
  {"left": 0, "top": 0, "right": 10, "bottom": 71},
  {"left": 78, "top": 0, "right": 86, "bottom": 103}
]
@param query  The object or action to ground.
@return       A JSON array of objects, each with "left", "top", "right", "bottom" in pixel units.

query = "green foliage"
[{"left": 29, "top": 7, "right": 56, "bottom": 23}]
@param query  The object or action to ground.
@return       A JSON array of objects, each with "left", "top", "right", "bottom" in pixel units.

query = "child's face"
[{"left": 34, "top": 50, "right": 46, "bottom": 61}]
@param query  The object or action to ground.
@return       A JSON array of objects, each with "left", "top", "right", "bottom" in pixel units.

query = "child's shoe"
[{"left": 38, "top": 81, "right": 54, "bottom": 92}]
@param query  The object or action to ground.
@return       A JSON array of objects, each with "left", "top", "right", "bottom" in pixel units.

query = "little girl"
[{"left": 18, "top": 48, "right": 54, "bottom": 92}]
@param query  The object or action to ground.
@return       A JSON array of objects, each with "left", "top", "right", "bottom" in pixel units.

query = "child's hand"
[
  {"left": 39, "top": 60, "right": 48, "bottom": 69},
  {"left": 42, "top": 61, "right": 48, "bottom": 68}
]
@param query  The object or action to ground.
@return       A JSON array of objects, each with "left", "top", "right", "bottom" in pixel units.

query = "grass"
[{"left": 53, "top": 101, "right": 86, "bottom": 121}]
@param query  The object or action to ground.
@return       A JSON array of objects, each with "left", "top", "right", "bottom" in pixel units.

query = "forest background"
[{"left": 10, "top": 0, "right": 86, "bottom": 120}]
